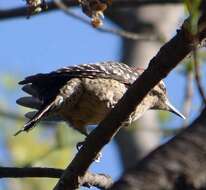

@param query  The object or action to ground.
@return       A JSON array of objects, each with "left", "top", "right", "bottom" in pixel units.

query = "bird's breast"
[{"left": 63, "top": 78, "right": 128, "bottom": 125}]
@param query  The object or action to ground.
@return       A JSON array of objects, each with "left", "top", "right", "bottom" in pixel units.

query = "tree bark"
[
  {"left": 115, "top": 4, "right": 184, "bottom": 169},
  {"left": 111, "top": 107, "right": 206, "bottom": 190}
]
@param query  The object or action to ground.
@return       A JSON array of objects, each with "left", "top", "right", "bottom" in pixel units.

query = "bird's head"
[{"left": 151, "top": 81, "right": 185, "bottom": 119}]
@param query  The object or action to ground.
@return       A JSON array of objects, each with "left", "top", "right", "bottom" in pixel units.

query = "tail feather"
[
  {"left": 16, "top": 96, "right": 42, "bottom": 109},
  {"left": 14, "top": 101, "right": 55, "bottom": 136},
  {"left": 25, "top": 111, "right": 63, "bottom": 122},
  {"left": 22, "top": 84, "right": 38, "bottom": 97}
]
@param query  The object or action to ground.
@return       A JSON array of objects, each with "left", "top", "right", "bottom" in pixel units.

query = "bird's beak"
[{"left": 165, "top": 100, "right": 186, "bottom": 119}]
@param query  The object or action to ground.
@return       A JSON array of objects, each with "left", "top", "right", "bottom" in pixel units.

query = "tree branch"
[
  {"left": 182, "top": 70, "right": 193, "bottom": 127},
  {"left": 0, "top": 109, "right": 24, "bottom": 121},
  {"left": 0, "top": 0, "right": 183, "bottom": 20},
  {"left": 0, "top": 167, "right": 62, "bottom": 178},
  {"left": 54, "top": 0, "right": 159, "bottom": 41},
  {"left": 0, "top": 167, "right": 112, "bottom": 189},
  {"left": 53, "top": 2, "right": 206, "bottom": 190},
  {"left": 111, "top": 106, "right": 206, "bottom": 190},
  {"left": 193, "top": 48, "right": 206, "bottom": 104}
]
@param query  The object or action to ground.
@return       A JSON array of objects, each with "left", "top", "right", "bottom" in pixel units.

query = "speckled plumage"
[{"left": 16, "top": 61, "right": 184, "bottom": 136}]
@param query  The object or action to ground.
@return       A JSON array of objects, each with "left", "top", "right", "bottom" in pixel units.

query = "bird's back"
[{"left": 19, "top": 61, "right": 139, "bottom": 103}]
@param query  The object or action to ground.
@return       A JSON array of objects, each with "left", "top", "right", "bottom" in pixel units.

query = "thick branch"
[
  {"left": 53, "top": 2, "right": 206, "bottom": 190},
  {"left": 182, "top": 70, "right": 193, "bottom": 127},
  {"left": 0, "top": 0, "right": 182, "bottom": 20},
  {"left": 111, "top": 107, "right": 206, "bottom": 190},
  {"left": 0, "top": 167, "right": 112, "bottom": 189}
]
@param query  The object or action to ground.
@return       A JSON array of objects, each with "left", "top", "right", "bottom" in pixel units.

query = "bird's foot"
[
  {"left": 76, "top": 141, "right": 85, "bottom": 151},
  {"left": 76, "top": 141, "right": 102, "bottom": 162},
  {"left": 94, "top": 152, "right": 102, "bottom": 162}
]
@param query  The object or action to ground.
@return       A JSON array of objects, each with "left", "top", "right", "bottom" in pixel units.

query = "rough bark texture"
[
  {"left": 0, "top": 167, "right": 113, "bottom": 189},
  {"left": 111, "top": 107, "right": 206, "bottom": 190},
  {"left": 115, "top": 4, "right": 183, "bottom": 169}
]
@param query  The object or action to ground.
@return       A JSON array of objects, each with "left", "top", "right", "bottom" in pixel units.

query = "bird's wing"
[
  {"left": 18, "top": 61, "right": 140, "bottom": 106},
  {"left": 19, "top": 61, "right": 140, "bottom": 87},
  {"left": 16, "top": 61, "right": 140, "bottom": 134},
  {"left": 55, "top": 61, "right": 140, "bottom": 85}
]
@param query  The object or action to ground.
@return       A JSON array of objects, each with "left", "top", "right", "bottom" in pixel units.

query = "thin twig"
[
  {"left": 0, "top": 0, "right": 183, "bottom": 21},
  {"left": 182, "top": 70, "right": 193, "bottom": 127},
  {"left": 193, "top": 46, "right": 206, "bottom": 105},
  {"left": 0, "top": 167, "right": 113, "bottom": 189},
  {"left": 54, "top": 0, "right": 159, "bottom": 41},
  {"left": 0, "top": 109, "right": 24, "bottom": 121},
  {"left": 0, "top": 167, "right": 62, "bottom": 178}
]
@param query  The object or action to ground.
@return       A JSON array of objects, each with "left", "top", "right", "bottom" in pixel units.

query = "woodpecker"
[{"left": 15, "top": 61, "right": 185, "bottom": 136}]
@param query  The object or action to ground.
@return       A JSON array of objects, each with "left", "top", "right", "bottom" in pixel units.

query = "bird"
[{"left": 15, "top": 61, "right": 185, "bottom": 136}]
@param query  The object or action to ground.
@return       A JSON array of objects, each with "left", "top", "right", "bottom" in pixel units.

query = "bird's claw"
[
  {"left": 76, "top": 141, "right": 102, "bottom": 162},
  {"left": 94, "top": 152, "right": 102, "bottom": 162},
  {"left": 76, "top": 141, "right": 85, "bottom": 151}
]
